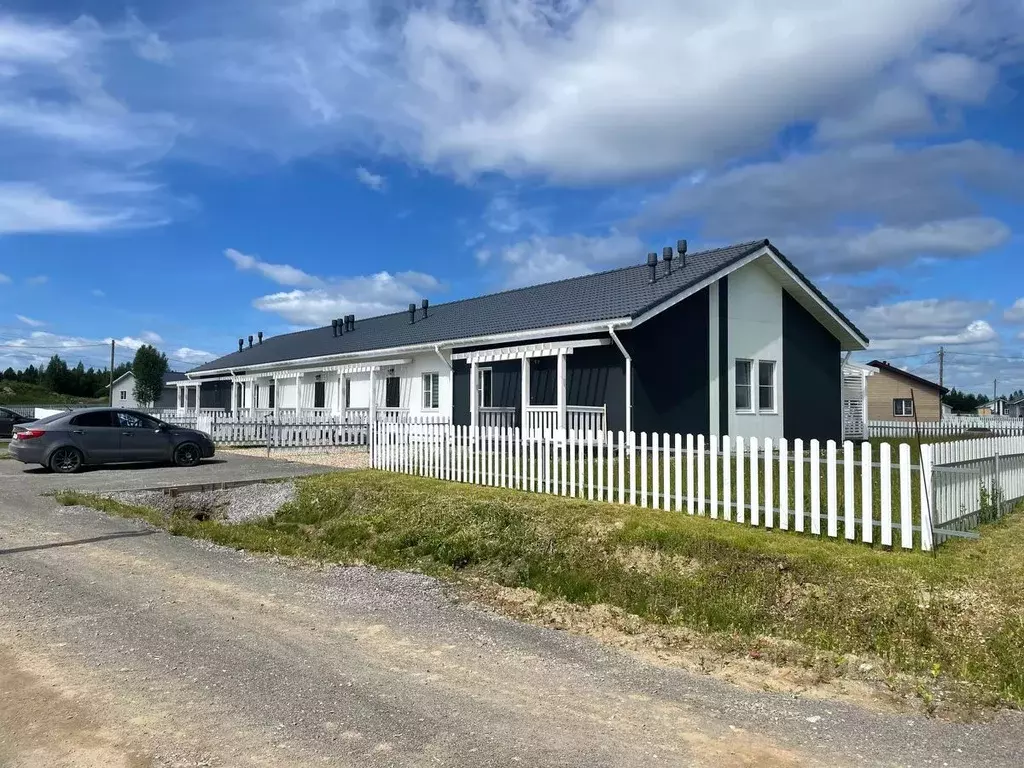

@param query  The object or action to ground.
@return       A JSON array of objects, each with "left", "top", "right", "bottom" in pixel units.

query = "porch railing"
[
  {"left": 525, "top": 405, "right": 606, "bottom": 434},
  {"left": 480, "top": 407, "right": 517, "bottom": 428}
]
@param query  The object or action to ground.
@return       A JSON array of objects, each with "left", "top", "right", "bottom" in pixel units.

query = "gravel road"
[{"left": 1, "top": 461, "right": 1023, "bottom": 767}]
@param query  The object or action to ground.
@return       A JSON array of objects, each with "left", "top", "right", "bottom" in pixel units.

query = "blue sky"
[{"left": 1, "top": 0, "right": 1023, "bottom": 394}]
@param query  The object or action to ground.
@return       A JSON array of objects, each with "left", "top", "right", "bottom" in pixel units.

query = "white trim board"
[{"left": 452, "top": 338, "right": 609, "bottom": 364}]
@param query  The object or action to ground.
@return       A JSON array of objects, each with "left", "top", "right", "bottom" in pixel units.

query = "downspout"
[
  {"left": 608, "top": 325, "right": 632, "bottom": 436},
  {"left": 433, "top": 345, "right": 452, "bottom": 371}
]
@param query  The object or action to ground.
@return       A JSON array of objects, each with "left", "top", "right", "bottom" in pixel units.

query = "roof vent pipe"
[
  {"left": 408, "top": 303, "right": 417, "bottom": 324},
  {"left": 238, "top": 338, "right": 244, "bottom": 353},
  {"left": 347, "top": 315, "right": 355, "bottom": 332},
  {"left": 248, "top": 335, "right": 254, "bottom": 349},
  {"left": 647, "top": 252, "right": 658, "bottom": 283},
  {"left": 258, "top": 331, "right": 263, "bottom": 345},
  {"left": 332, "top": 319, "right": 339, "bottom": 337},
  {"left": 662, "top": 246, "right": 673, "bottom": 275},
  {"left": 677, "top": 239, "right": 688, "bottom": 269},
  {"left": 422, "top": 298, "right": 429, "bottom": 318},
  {"left": 337, "top": 317, "right": 344, "bottom": 335}
]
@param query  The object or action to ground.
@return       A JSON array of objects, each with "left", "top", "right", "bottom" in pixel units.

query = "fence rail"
[
  {"left": 869, "top": 419, "right": 1024, "bottom": 438},
  {"left": 372, "top": 424, "right": 941, "bottom": 551}
]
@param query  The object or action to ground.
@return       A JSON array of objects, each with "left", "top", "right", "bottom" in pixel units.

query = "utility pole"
[
  {"left": 938, "top": 346, "right": 945, "bottom": 421},
  {"left": 109, "top": 339, "right": 115, "bottom": 407},
  {"left": 994, "top": 378, "right": 998, "bottom": 413}
]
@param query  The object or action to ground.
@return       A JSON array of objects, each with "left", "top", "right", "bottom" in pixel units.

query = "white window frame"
[
  {"left": 119, "top": 390, "right": 127, "bottom": 401},
  {"left": 735, "top": 359, "right": 754, "bottom": 414},
  {"left": 421, "top": 372, "right": 440, "bottom": 411},
  {"left": 894, "top": 398, "right": 914, "bottom": 417},
  {"left": 757, "top": 360, "right": 777, "bottom": 414},
  {"left": 477, "top": 367, "right": 493, "bottom": 408}
]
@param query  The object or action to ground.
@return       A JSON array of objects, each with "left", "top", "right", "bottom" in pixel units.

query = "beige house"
[{"left": 866, "top": 360, "right": 947, "bottom": 422}]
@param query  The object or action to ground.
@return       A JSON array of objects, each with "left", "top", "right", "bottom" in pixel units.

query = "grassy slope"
[
  {"left": 59, "top": 470, "right": 1024, "bottom": 711},
  {"left": 0, "top": 381, "right": 105, "bottom": 406}
]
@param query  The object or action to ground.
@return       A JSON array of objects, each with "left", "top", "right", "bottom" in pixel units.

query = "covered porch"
[{"left": 453, "top": 338, "right": 620, "bottom": 435}]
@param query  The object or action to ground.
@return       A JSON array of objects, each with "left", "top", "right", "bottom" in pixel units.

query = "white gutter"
[
  {"left": 192, "top": 317, "right": 632, "bottom": 377},
  {"left": 608, "top": 325, "right": 632, "bottom": 436}
]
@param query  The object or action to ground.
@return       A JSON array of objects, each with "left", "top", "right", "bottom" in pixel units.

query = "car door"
[
  {"left": 67, "top": 411, "right": 122, "bottom": 462},
  {"left": 0, "top": 408, "right": 15, "bottom": 439},
  {"left": 116, "top": 411, "right": 173, "bottom": 462}
]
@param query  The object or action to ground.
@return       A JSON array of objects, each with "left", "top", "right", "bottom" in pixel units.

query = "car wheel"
[
  {"left": 174, "top": 442, "right": 202, "bottom": 468},
  {"left": 49, "top": 447, "right": 84, "bottom": 474}
]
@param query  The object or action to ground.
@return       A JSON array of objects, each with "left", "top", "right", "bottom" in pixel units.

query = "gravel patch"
[
  {"left": 220, "top": 446, "right": 369, "bottom": 470},
  {"left": 108, "top": 481, "right": 296, "bottom": 523}
]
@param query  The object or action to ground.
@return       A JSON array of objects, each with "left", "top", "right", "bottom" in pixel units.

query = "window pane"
[
  {"left": 736, "top": 360, "right": 751, "bottom": 386},
  {"left": 759, "top": 361, "right": 774, "bottom": 387},
  {"left": 736, "top": 386, "right": 750, "bottom": 411},
  {"left": 72, "top": 411, "right": 114, "bottom": 428},
  {"left": 431, "top": 374, "right": 439, "bottom": 409},
  {"left": 314, "top": 380, "right": 326, "bottom": 409},
  {"left": 759, "top": 385, "right": 774, "bottom": 411}
]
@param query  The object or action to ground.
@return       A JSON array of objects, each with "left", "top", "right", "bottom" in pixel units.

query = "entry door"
[
  {"left": 116, "top": 411, "right": 173, "bottom": 461},
  {"left": 68, "top": 411, "right": 122, "bottom": 462},
  {"left": 385, "top": 376, "right": 401, "bottom": 409}
]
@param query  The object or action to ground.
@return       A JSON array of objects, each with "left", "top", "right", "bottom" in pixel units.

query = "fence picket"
[
  {"left": 735, "top": 437, "right": 745, "bottom": 524},
  {"left": 764, "top": 438, "right": 774, "bottom": 529},
  {"left": 686, "top": 434, "right": 695, "bottom": 515},
  {"left": 778, "top": 438, "right": 788, "bottom": 530},
  {"left": 793, "top": 438, "right": 804, "bottom": 533},
  {"left": 899, "top": 443, "right": 912, "bottom": 549},
  {"left": 587, "top": 430, "right": 595, "bottom": 501},
  {"left": 662, "top": 432, "right": 671, "bottom": 512},
  {"left": 640, "top": 431, "right": 648, "bottom": 508},
  {"left": 617, "top": 431, "right": 626, "bottom": 504},
  {"left": 844, "top": 441, "right": 855, "bottom": 541},
  {"left": 810, "top": 440, "right": 821, "bottom": 535},
  {"left": 651, "top": 432, "right": 660, "bottom": 510},
  {"left": 826, "top": 441, "right": 838, "bottom": 538},
  {"left": 674, "top": 433, "right": 683, "bottom": 512},
  {"left": 749, "top": 437, "right": 759, "bottom": 527},
  {"left": 722, "top": 435, "right": 731, "bottom": 522},
  {"left": 597, "top": 430, "right": 606, "bottom": 501},
  {"left": 710, "top": 435, "right": 719, "bottom": 519},
  {"left": 880, "top": 442, "right": 892, "bottom": 547},
  {"left": 861, "top": 442, "right": 873, "bottom": 544},
  {"left": 697, "top": 434, "right": 706, "bottom": 516},
  {"left": 920, "top": 445, "right": 934, "bottom": 552}
]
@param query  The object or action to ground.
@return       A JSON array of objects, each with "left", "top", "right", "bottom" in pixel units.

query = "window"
[
  {"left": 422, "top": 373, "right": 439, "bottom": 410},
  {"left": 758, "top": 360, "right": 776, "bottom": 413},
  {"left": 477, "top": 367, "right": 493, "bottom": 408},
  {"left": 314, "top": 380, "right": 326, "bottom": 409},
  {"left": 385, "top": 376, "right": 401, "bottom": 409},
  {"left": 894, "top": 398, "right": 914, "bottom": 417},
  {"left": 344, "top": 379, "right": 351, "bottom": 409},
  {"left": 117, "top": 411, "right": 160, "bottom": 430},
  {"left": 119, "top": 390, "right": 127, "bottom": 401},
  {"left": 71, "top": 411, "right": 115, "bottom": 428},
  {"left": 735, "top": 360, "right": 753, "bottom": 412},
  {"left": 268, "top": 383, "right": 275, "bottom": 409}
]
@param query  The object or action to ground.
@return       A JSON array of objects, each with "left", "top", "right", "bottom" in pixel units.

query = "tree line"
[
  {"left": 0, "top": 345, "right": 169, "bottom": 403},
  {"left": 942, "top": 388, "right": 1024, "bottom": 414}
]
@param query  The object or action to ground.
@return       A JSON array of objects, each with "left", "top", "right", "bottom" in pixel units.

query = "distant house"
[
  {"left": 977, "top": 397, "right": 1009, "bottom": 417},
  {"left": 1005, "top": 396, "right": 1024, "bottom": 418},
  {"left": 184, "top": 239, "right": 869, "bottom": 441},
  {"left": 110, "top": 370, "right": 188, "bottom": 409},
  {"left": 866, "top": 360, "right": 948, "bottom": 422}
]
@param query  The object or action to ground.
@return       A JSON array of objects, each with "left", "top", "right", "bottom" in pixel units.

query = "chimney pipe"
[
  {"left": 647, "top": 252, "right": 658, "bottom": 284},
  {"left": 347, "top": 315, "right": 355, "bottom": 331},
  {"left": 337, "top": 317, "right": 344, "bottom": 335},
  {"left": 258, "top": 331, "right": 263, "bottom": 345},
  {"left": 248, "top": 335, "right": 253, "bottom": 349},
  {"left": 332, "top": 319, "right": 339, "bottom": 337},
  {"left": 408, "top": 303, "right": 417, "bottom": 324},
  {"left": 677, "top": 239, "right": 688, "bottom": 268},
  {"left": 662, "top": 246, "right": 674, "bottom": 275},
  {"left": 238, "top": 338, "right": 244, "bottom": 353},
  {"left": 421, "top": 298, "right": 429, "bottom": 318}
]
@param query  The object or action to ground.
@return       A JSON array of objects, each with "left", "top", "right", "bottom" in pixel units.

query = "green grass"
[{"left": 58, "top": 470, "right": 1024, "bottom": 711}]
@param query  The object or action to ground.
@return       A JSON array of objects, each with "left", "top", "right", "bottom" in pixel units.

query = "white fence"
[
  {"left": 869, "top": 418, "right": 1024, "bottom": 438},
  {"left": 930, "top": 436, "right": 1024, "bottom": 541},
  {"left": 372, "top": 424, "right": 938, "bottom": 551}
]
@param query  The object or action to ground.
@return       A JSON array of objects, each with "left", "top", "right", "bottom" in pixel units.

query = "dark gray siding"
[
  {"left": 783, "top": 291, "right": 841, "bottom": 441},
  {"left": 621, "top": 287, "right": 710, "bottom": 436},
  {"left": 718, "top": 277, "right": 729, "bottom": 434}
]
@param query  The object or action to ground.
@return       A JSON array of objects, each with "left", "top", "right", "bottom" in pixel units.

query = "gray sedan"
[{"left": 8, "top": 408, "right": 215, "bottom": 473}]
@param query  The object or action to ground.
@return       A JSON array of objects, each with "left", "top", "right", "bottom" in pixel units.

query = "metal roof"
[{"left": 192, "top": 240, "right": 868, "bottom": 375}]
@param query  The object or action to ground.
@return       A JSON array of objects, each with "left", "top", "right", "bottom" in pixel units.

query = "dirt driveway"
[{"left": 1, "top": 457, "right": 1022, "bottom": 766}]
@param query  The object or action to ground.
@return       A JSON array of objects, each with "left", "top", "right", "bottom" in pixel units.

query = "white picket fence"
[
  {"left": 372, "top": 424, "right": 939, "bottom": 551},
  {"left": 930, "top": 436, "right": 1024, "bottom": 540},
  {"left": 869, "top": 419, "right": 1024, "bottom": 438},
  {"left": 165, "top": 413, "right": 372, "bottom": 448}
]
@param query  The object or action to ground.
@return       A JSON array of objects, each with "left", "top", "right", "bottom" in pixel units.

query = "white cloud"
[
  {"left": 483, "top": 194, "right": 547, "bottom": 236},
  {"left": 91, "top": 288, "right": 105, "bottom": 297},
  {"left": 1003, "top": 299, "right": 1024, "bottom": 323},
  {"left": 355, "top": 167, "right": 385, "bottom": 192},
  {"left": 225, "top": 248, "right": 320, "bottom": 287},
  {"left": 253, "top": 270, "right": 441, "bottom": 325},
  {"left": 915, "top": 53, "right": 998, "bottom": 104},
  {"left": 0, "top": 182, "right": 140, "bottom": 234},
  {"left": 815, "top": 86, "right": 934, "bottom": 144},
  {"left": 0, "top": 272, "right": 10, "bottom": 284},
  {"left": 169, "top": 347, "right": 214, "bottom": 365},
  {"left": 141, "top": 331, "right": 163, "bottom": 344},
  {"left": 484, "top": 232, "right": 646, "bottom": 289},
  {"left": 15, "top": 314, "right": 44, "bottom": 327},
  {"left": 857, "top": 299, "right": 997, "bottom": 352},
  {"left": 781, "top": 218, "right": 1011, "bottom": 275},
  {"left": 25, "top": 275, "right": 47, "bottom": 286}
]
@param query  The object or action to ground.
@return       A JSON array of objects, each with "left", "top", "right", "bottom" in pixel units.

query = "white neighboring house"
[{"left": 110, "top": 370, "right": 188, "bottom": 409}]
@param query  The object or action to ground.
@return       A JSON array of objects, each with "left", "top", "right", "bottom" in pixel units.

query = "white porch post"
[
  {"left": 470, "top": 360, "right": 479, "bottom": 429},
  {"left": 556, "top": 351, "right": 567, "bottom": 433},
  {"left": 273, "top": 377, "right": 280, "bottom": 419},
  {"left": 521, "top": 356, "right": 530, "bottom": 434},
  {"left": 368, "top": 367, "right": 377, "bottom": 425},
  {"left": 337, "top": 372, "right": 345, "bottom": 419},
  {"left": 295, "top": 373, "right": 301, "bottom": 416},
  {"left": 195, "top": 383, "right": 202, "bottom": 412}
]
